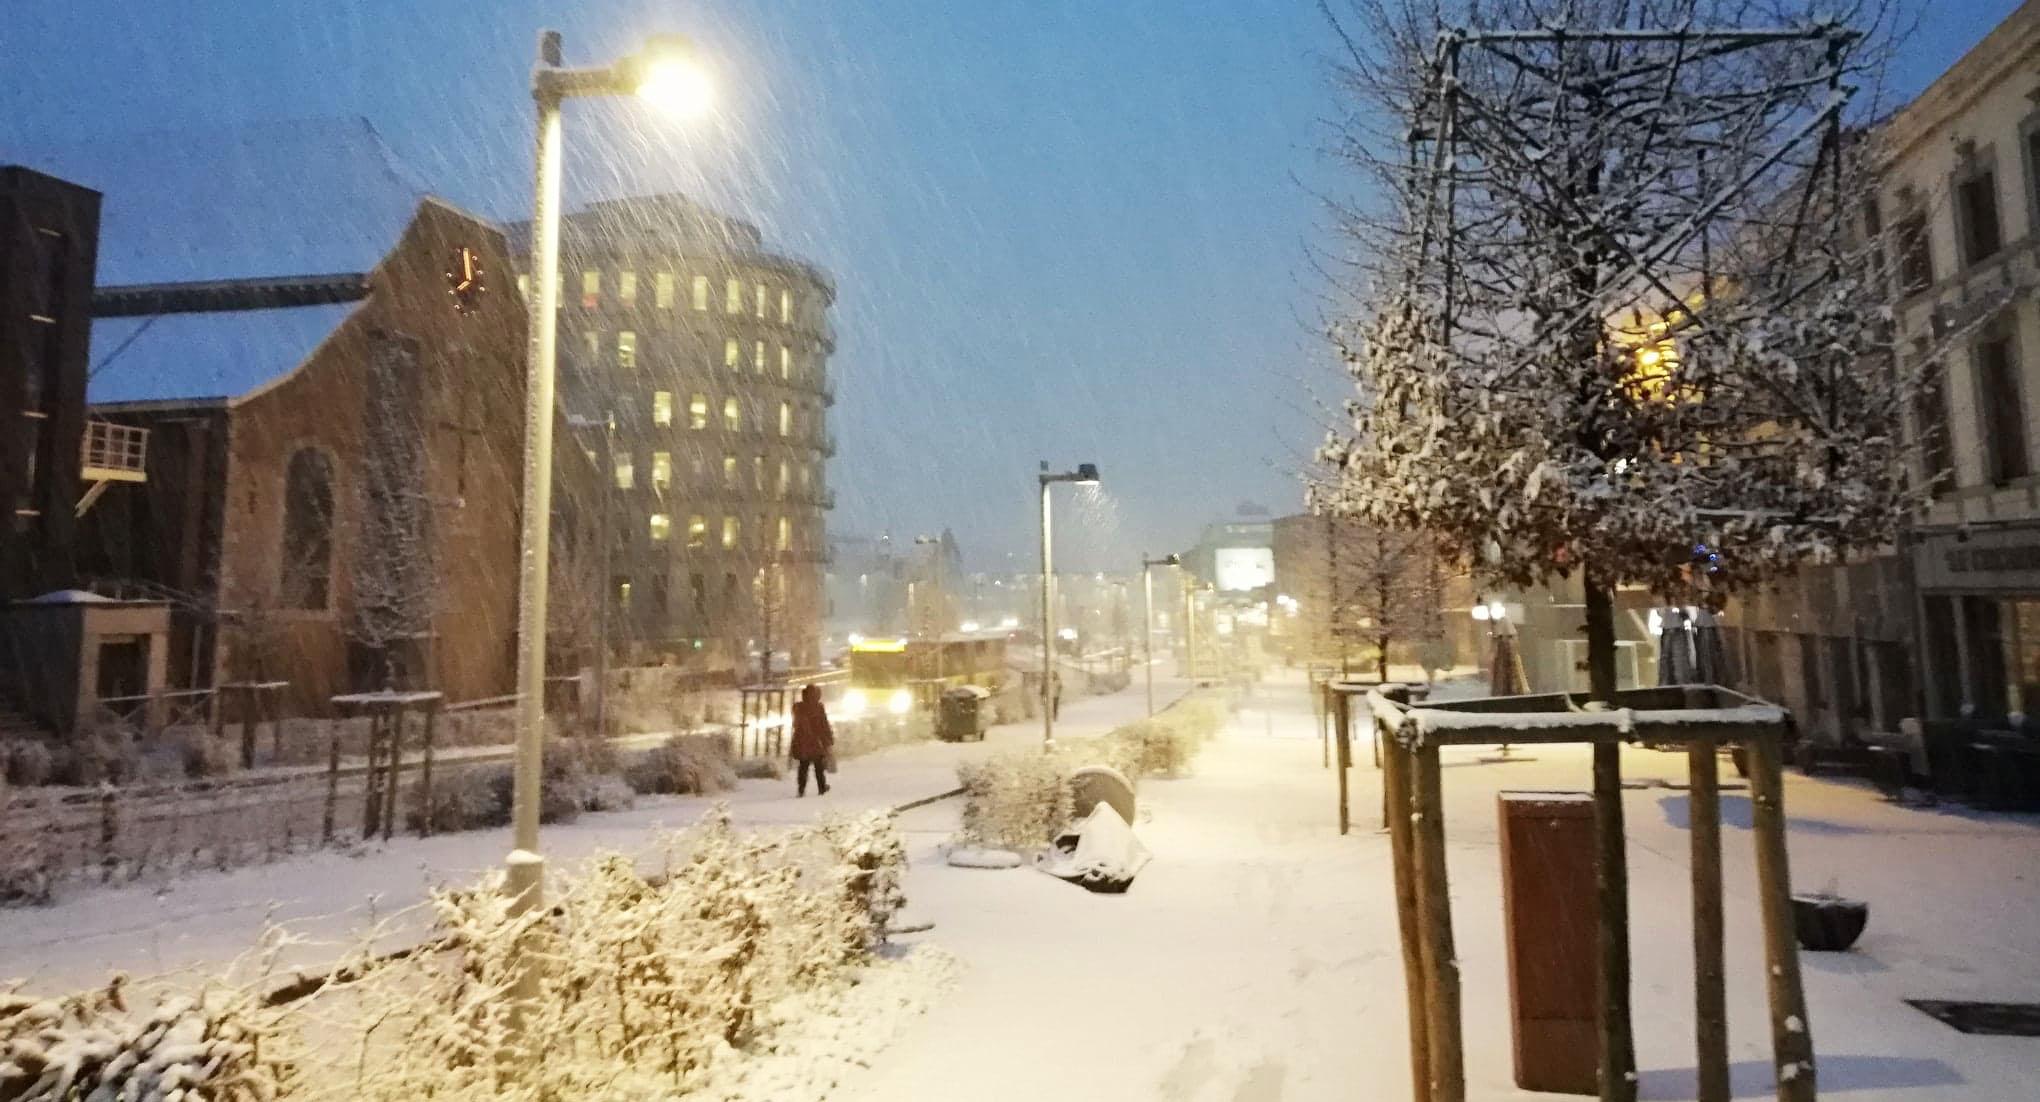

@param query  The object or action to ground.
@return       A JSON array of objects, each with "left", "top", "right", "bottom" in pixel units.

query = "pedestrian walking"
[
  {"left": 790, "top": 683, "right": 834, "bottom": 797},
  {"left": 1050, "top": 670, "right": 1063, "bottom": 721}
]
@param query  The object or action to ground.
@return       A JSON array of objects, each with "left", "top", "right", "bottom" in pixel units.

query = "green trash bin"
[{"left": 938, "top": 685, "right": 990, "bottom": 742}]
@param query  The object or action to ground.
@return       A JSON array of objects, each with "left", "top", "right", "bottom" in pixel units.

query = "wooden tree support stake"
[
  {"left": 1413, "top": 741, "right": 1465, "bottom": 1102},
  {"left": 1689, "top": 736, "right": 1729, "bottom": 1102},
  {"left": 1748, "top": 731, "right": 1816, "bottom": 1101},
  {"left": 1385, "top": 737, "right": 1432, "bottom": 1102}
]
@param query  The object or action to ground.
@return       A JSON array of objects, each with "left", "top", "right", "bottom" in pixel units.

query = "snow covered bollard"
[{"left": 1035, "top": 802, "right": 1151, "bottom": 894}]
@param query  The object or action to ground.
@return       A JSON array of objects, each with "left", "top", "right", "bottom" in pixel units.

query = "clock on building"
[{"left": 445, "top": 246, "right": 486, "bottom": 314}]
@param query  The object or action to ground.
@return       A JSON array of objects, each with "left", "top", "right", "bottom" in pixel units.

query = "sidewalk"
[
  {"left": 841, "top": 669, "right": 2040, "bottom": 1101},
  {"left": 0, "top": 669, "right": 1192, "bottom": 996}
]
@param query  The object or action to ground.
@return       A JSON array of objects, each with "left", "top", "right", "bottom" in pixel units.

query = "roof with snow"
[
  {"left": 13, "top": 117, "right": 432, "bottom": 286},
  {"left": 89, "top": 301, "right": 359, "bottom": 405}
]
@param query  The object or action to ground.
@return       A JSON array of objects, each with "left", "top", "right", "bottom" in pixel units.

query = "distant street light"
[
  {"left": 1038, "top": 461, "right": 1100, "bottom": 749},
  {"left": 509, "top": 28, "right": 712, "bottom": 931},
  {"left": 1140, "top": 553, "right": 1180, "bottom": 716}
]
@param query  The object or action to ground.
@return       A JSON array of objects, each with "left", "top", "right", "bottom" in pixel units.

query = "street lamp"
[
  {"left": 1140, "top": 553, "right": 1180, "bottom": 716},
  {"left": 510, "top": 29, "right": 711, "bottom": 920},
  {"left": 1038, "top": 461, "right": 1099, "bottom": 749}
]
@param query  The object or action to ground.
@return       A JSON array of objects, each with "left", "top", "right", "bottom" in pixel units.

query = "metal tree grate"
[{"left": 1906, "top": 999, "right": 2040, "bottom": 1036}]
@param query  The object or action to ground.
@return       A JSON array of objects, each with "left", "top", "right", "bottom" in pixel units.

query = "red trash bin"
[{"left": 1499, "top": 791, "right": 1599, "bottom": 1095}]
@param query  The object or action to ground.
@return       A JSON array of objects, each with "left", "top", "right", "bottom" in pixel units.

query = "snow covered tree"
[
  {"left": 350, "top": 332, "right": 437, "bottom": 690},
  {"left": 1324, "top": 514, "right": 1443, "bottom": 681},
  {"left": 1318, "top": 3, "right": 1910, "bottom": 1097}
]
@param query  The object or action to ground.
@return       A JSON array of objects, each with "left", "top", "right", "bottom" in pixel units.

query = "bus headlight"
[
  {"left": 840, "top": 689, "right": 867, "bottom": 718},
  {"left": 887, "top": 688, "right": 913, "bottom": 715}
]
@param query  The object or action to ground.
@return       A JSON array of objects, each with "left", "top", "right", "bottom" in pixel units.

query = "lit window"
[
  {"left": 723, "top": 455, "right": 738, "bottom": 488},
  {"left": 655, "top": 272, "right": 675, "bottom": 309},
  {"left": 649, "top": 513, "right": 671, "bottom": 541},
  {"left": 753, "top": 340, "right": 765, "bottom": 373},
  {"left": 614, "top": 454, "right": 634, "bottom": 490},
  {"left": 688, "top": 393, "right": 709, "bottom": 430},
  {"left": 616, "top": 579, "right": 632, "bottom": 612},
  {"left": 777, "top": 516, "right": 791, "bottom": 552},
  {"left": 723, "top": 397, "right": 741, "bottom": 432},
  {"left": 755, "top": 282, "right": 767, "bottom": 317},
  {"left": 617, "top": 330, "right": 637, "bottom": 369},
  {"left": 581, "top": 270, "right": 600, "bottom": 308},
  {"left": 653, "top": 391, "right": 673, "bottom": 426},
  {"left": 778, "top": 400, "right": 791, "bottom": 437},
  {"left": 722, "top": 516, "right": 740, "bottom": 549},
  {"left": 687, "top": 514, "right": 707, "bottom": 547},
  {"left": 780, "top": 289, "right": 791, "bottom": 323},
  {"left": 651, "top": 451, "right": 672, "bottom": 490},
  {"left": 725, "top": 338, "right": 740, "bottom": 370},
  {"left": 777, "top": 460, "right": 789, "bottom": 497},
  {"left": 517, "top": 273, "right": 530, "bottom": 301},
  {"left": 618, "top": 271, "right": 637, "bottom": 305},
  {"left": 779, "top": 346, "right": 791, "bottom": 379},
  {"left": 691, "top": 274, "right": 709, "bottom": 311},
  {"left": 753, "top": 455, "right": 765, "bottom": 489},
  {"left": 726, "top": 277, "right": 743, "bottom": 313}
]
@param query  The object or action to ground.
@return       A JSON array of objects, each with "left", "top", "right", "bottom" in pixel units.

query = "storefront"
[{"left": 1914, "top": 525, "right": 2040, "bottom": 721}]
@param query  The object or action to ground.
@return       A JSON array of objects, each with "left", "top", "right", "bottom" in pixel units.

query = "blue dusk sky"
[{"left": 1, "top": 0, "right": 2023, "bottom": 571}]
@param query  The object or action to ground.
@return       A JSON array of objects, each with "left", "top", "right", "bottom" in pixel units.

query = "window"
[
  {"left": 615, "top": 577, "right": 633, "bottom": 615},
  {"left": 755, "top": 282, "right": 767, "bottom": 317},
  {"left": 777, "top": 460, "right": 789, "bottom": 497},
  {"left": 800, "top": 463, "right": 811, "bottom": 489},
  {"left": 649, "top": 513, "right": 671, "bottom": 541},
  {"left": 280, "top": 448, "right": 336, "bottom": 609},
  {"left": 1979, "top": 328, "right": 2030, "bottom": 484},
  {"left": 617, "top": 330, "right": 637, "bottom": 369},
  {"left": 1914, "top": 344, "right": 1954, "bottom": 495},
  {"left": 618, "top": 271, "right": 638, "bottom": 305},
  {"left": 650, "top": 576, "right": 671, "bottom": 619},
  {"left": 615, "top": 453, "right": 635, "bottom": 490},
  {"left": 779, "top": 345, "right": 791, "bottom": 379},
  {"left": 723, "top": 455, "right": 738, "bottom": 488},
  {"left": 582, "top": 329, "right": 600, "bottom": 364},
  {"left": 691, "top": 455, "right": 706, "bottom": 483},
  {"left": 655, "top": 271, "right": 675, "bottom": 309},
  {"left": 582, "top": 270, "right": 600, "bottom": 308},
  {"left": 1956, "top": 168, "right": 2003, "bottom": 266},
  {"left": 688, "top": 393, "right": 709, "bottom": 430},
  {"left": 780, "top": 289, "right": 792, "bottom": 323},
  {"left": 723, "top": 572, "right": 739, "bottom": 612},
  {"left": 726, "top": 277, "right": 743, "bottom": 313},
  {"left": 753, "top": 455, "right": 765, "bottom": 490},
  {"left": 778, "top": 400, "right": 792, "bottom": 436},
  {"left": 722, "top": 516, "right": 740, "bottom": 549},
  {"left": 777, "top": 516, "right": 791, "bottom": 552},
  {"left": 725, "top": 338, "right": 740, "bottom": 370},
  {"left": 651, "top": 451, "right": 672, "bottom": 491},
  {"left": 1897, "top": 204, "right": 1934, "bottom": 294},
  {"left": 691, "top": 572, "right": 707, "bottom": 616},
  {"left": 653, "top": 391, "right": 673, "bottom": 426},
  {"left": 687, "top": 515, "right": 707, "bottom": 548},
  {"left": 753, "top": 339, "right": 765, "bottom": 374},
  {"left": 692, "top": 274, "right": 710, "bottom": 311},
  {"left": 723, "top": 397, "right": 741, "bottom": 432},
  {"left": 1862, "top": 196, "right": 1887, "bottom": 291}
]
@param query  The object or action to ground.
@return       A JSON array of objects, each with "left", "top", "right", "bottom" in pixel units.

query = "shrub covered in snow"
[
  {"left": 0, "top": 979, "right": 292, "bottom": 1099},
  {"left": 956, "top": 751, "right": 1073, "bottom": 851},
  {"left": 2, "top": 741, "right": 52, "bottom": 787},
  {"left": 624, "top": 733, "right": 737, "bottom": 796}
]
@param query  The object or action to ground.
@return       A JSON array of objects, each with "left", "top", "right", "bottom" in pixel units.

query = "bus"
[{"left": 840, "top": 633, "right": 1010, "bottom": 718}]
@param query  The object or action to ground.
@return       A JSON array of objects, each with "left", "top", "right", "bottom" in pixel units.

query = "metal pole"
[
  {"left": 1040, "top": 473, "right": 1054, "bottom": 750},
  {"left": 508, "top": 30, "right": 564, "bottom": 917},
  {"left": 1143, "top": 560, "right": 1155, "bottom": 716}
]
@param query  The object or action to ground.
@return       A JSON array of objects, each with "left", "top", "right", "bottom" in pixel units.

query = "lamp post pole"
[
  {"left": 1141, "top": 553, "right": 1179, "bottom": 716},
  {"left": 1037, "top": 462, "right": 1099, "bottom": 750}
]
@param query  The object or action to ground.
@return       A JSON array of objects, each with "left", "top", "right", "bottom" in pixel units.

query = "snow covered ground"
[
  {"left": 0, "top": 667, "right": 1193, "bottom": 997},
  {"left": 846, "top": 669, "right": 2040, "bottom": 1101}
]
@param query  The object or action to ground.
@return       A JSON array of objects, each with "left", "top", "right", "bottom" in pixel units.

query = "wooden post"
[
  {"left": 98, "top": 785, "right": 119, "bottom": 882},
  {"left": 361, "top": 713, "right": 383, "bottom": 840},
  {"left": 417, "top": 702, "right": 438, "bottom": 837},
  {"left": 239, "top": 690, "right": 257, "bottom": 770},
  {"left": 1689, "top": 736, "right": 1729, "bottom": 1102},
  {"left": 210, "top": 691, "right": 228, "bottom": 761},
  {"left": 1593, "top": 739, "right": 1635, "bottom": 1102},
  {"left": 1334, "top": 691, "right": 1352, "bottom": 835},
  {"left": 1320, "top": 681, "right": 1331, "bottom": 769},
  {"left": 1412, "top": 741, "right": 1464, "bottom": 1102},
  {"left": 323, "top": 728, "right": 340, "bottom": 843},
  {"left": 1385, "top": 735, "right": 1432, "bottom": 1102},
  {"left": 1748, "top": 730, "right": 1816, "bottom": 1102},
  {"left": 382, "top": 707, "right": 402, "bottom": 841}
]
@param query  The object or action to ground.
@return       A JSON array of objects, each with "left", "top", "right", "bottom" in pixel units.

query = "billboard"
[{"left": 1214, "top": 547, "right": 1274, "bottom": 592}]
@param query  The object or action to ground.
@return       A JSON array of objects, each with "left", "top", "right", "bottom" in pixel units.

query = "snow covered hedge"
[{"left": 1, "top": 807, "right": 911, "bottom": 1101}]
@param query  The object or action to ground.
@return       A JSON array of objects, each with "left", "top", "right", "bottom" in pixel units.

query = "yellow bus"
[{"left": 840, "top": 634, "right": 1009, "bottom": 718}]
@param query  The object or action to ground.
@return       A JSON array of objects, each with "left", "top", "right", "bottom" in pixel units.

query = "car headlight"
[
  {"left": 887, "top": 688, "right": 913, "bottom": 715},
  {"left": 840, "top": 689, "right": 867, "bottom": 717}
]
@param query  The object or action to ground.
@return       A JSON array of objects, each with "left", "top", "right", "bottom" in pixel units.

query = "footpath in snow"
[
  {"left": 846, "top": 669, "right": 2040, "bottom": 1102},
  {"left": 0, "top": 669, "right": 1192, "bottom": 996}
]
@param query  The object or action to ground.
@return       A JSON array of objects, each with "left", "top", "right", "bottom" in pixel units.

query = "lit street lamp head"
[{"left": 631, "top": 36, "right": 713, "bottom": 117}]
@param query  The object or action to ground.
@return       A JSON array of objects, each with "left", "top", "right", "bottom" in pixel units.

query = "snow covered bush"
[
  {"left": 407, "top": 765, "right": 512, "bottom": 834},
  {"left": 735, "top": 755, "right": 785, "bottom": 780},
  {"left": 956, "top": 752, "right": 1073, "bottom": 851},
  {"left": 823, "top": 811, "right": 909, "bottom": 953},
  {"left": 624, "top": 733, "right": 737, "bottom": 796},
  {"left": 3, "top": 741, "right": 51, "bottom": 787},
  {"left": 0, "top": 979, "right": 292, "bottom": 1099}
]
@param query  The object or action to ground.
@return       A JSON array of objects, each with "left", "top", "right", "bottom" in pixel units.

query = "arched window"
[{"left": 280, "top": 448, "right": 335, "bottom": 609}]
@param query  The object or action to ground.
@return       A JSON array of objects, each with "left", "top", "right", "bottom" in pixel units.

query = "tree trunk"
[
  {"left": 1584, "top": 568, "right": 1636, "bottom": 1102},
  {"left": 1385, "top": 737, "right": 1432, "bottom": 1102},
  {"left": 1378, "top": 634, "right": 1392, "bottom": 682}
]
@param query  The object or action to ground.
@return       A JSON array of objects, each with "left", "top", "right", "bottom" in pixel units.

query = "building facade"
[{"left": 519, "top": 195, "right": 837, "bottom": 677}]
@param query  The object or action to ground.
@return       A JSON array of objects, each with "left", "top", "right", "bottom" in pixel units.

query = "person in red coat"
[{"left": 789, "top": 683, "right": 834, "bottom": 797}]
